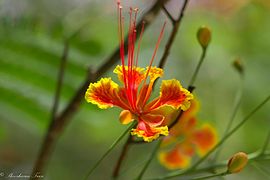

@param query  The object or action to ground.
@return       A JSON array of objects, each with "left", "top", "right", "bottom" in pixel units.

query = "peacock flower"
[
  {"left": 159, "top": 99, "right": 217, "bottom": 169},
  {"left": 85, "top": 2, "right": 193, "bottom": 142}
]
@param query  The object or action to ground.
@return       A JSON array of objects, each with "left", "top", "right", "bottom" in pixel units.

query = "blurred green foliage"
[{"left": 0, "top": 0, "right": 269, "bottom": 179}]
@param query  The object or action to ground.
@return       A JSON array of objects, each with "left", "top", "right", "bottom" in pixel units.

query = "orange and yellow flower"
[
  {"left": 159, "top": 99, "right": 217, "bottom": 169},
  {"left": 85, "top": 2, "right": 193, "bottom": 142}
]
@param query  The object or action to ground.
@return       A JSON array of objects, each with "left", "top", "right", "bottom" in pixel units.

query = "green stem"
[
  {"left": 150, "top": 151, "right": 270, "bottom": 180},
  {"left": 189, "top": 94, "right": 270, "bottom": 170},
  {"left": 112, "top": 135, "right": 132, "bottom": 178},
  {"left": 213, "top": 76, "right": 244, "bottom": 161},
  {"left": 118, "top": 159, "right": 148, "bottom": 178},
  {"left": 84, "top": 122, "right": 136, "bottom": 180},
  {"left": 168, "top": 33, "right": 208, "bottom": 131},
  {"left": 136, "top": 140, "right": 162, "bottom": 180},
  {"left": 190, "top": 171, "right": 228, "bottom": 180},
  {"left": 251, "top": 161, "right": 270, "bottom": 177},
  {"left": 189, "top": 47, "right": 207, "bottom": 87},
  {"left": 261, "top": 127, "right": 270, "bottom": 154},
  {"left": 152, "top": 164, "right": 226, "bottom": 180},
  {"left": 152, "top": 95, "right": 270, "bottom": 179}
]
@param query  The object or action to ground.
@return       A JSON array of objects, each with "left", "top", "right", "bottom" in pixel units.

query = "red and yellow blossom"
[
  {"left": 85, "top": 2, "right": 193, "bottom": 142},
  {"left": 159, "top": 99, "right": 217, "bottom": 169}
]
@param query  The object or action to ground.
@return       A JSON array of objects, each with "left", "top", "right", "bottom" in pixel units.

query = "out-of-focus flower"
[
  {"left": 227, "top": 152, "right": 248, "bottom": 173},
  {"left": 158, "top": 99, "right": 217, "bottom": 169},
  {"left": 85, "top": 1, "right": 193, "bottom": 142}
]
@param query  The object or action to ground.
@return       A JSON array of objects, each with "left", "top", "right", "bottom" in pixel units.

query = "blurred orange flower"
[
  {"left": 159, "top": 99, "right": 217, "bottom": 169},
  {"left": 85, "top": 2, "right": 193, "bottom": 142}
]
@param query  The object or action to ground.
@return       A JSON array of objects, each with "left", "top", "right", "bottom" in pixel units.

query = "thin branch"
[
  {"left": 168, "top": 38, "right": 207, "bottom": 129},
  {"left": 31, "top": 0, "right": 170, "bottom": 177},
  {"left": 158, "top": 0, "right": 189, "bottom": 69},
  {"left": 189, "top": 171, "right": 228, "bottom": 180},
  {"left": 189, "top": 47, "right": 207, "bottom": 87},
  {"left": 112, "top": 135, "right": 132, "bottom": 177},
  {"left": 31, "top": 41, "right": 69, "bottom": 179},
  {"left": 158, "top": 0, "right": 201, "bottom": 130},
  {"left": 136, "top": 140, "right": 163, "bottom": 180},
  {"left": 118, "top": 159, "right": 148, "bottom": 178},
  {"left": 84, "top": 122, "right": 136, "bottom": 180},
  {"left": 51, "top": 41, "right": 69, "bottom": 121},
  {"left": 162, "top": 5, "right": 175, "bottom": 23}
]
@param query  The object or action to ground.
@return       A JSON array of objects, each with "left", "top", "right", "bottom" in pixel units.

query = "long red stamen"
[
  {"left": 117, "top": 3, "right": 164, "bottom": 112},
  {"left": 118, "top": 3, "right": 126, "bottom": 85},
  {"left": 118, "top": 2, "right": 134, "bottom": 109},
  {"left": 127, "top": 7, "right": 135, "bottom": 110},
  {"left": 134, "top": 21, "right": 145, "bottom": 111},
  {"left": 130, "top": 29, "right": 136, "bottom": 107},
  {"left": 131, "top": 8, "right": 138, "bottom": 110},
  {"left": 145, "top": 22, "right": 166, "bottom": 80},
  {"left": 135, "top": 21, "right": 145, "bottom": 67},
  {"left": 141, "top": 22, "right": 166, "bottom": 106}
]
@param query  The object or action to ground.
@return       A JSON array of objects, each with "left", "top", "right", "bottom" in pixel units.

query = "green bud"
[
  {"left": 227, "top": 152, "right": 248, "bottom": 174},
  {"left": 197, "top": 26, "right": 211, "bottom": 49}
]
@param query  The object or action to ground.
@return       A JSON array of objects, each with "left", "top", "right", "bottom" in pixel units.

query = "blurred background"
[{"left": 0, "top": 0, "right": 269, "bottom": 179}]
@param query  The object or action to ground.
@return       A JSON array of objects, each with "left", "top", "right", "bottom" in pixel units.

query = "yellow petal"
[
  {"left": 131, "top": 121, "right": 168, "bottom": 142},
  {"left": 113, "top": 65, "right": 145, "bottom": 86},
  {"left": 140, "top": 113, "right": 164, "bottom": 127},
  {"left": 85, "top": 78, "right": 126, "bottom": 109},
  {"left": 149, "top": 106, "right": 176, "bottom": 126},
  {"left": 146, "top": 66, "right": 164, "bottom": 82},
  {"left": 147, "top": 79, "right": 193, "bottom": 111},
  {"left": 138, "top": 67, "right": 164, "bottom": 106}
]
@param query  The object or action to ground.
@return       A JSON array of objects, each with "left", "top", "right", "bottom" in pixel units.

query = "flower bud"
[
  {"left": 232, "top": 58, "right": 244, "bottom": 75},
  {"left": 119, "top": 110, "right": 134, "bottom": 124},
  {"left": 197, "top": 26, "right": 211, "bottom": 49},
  {"left": 227, "top": 152, "right": 248, "bottom": 174}
]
